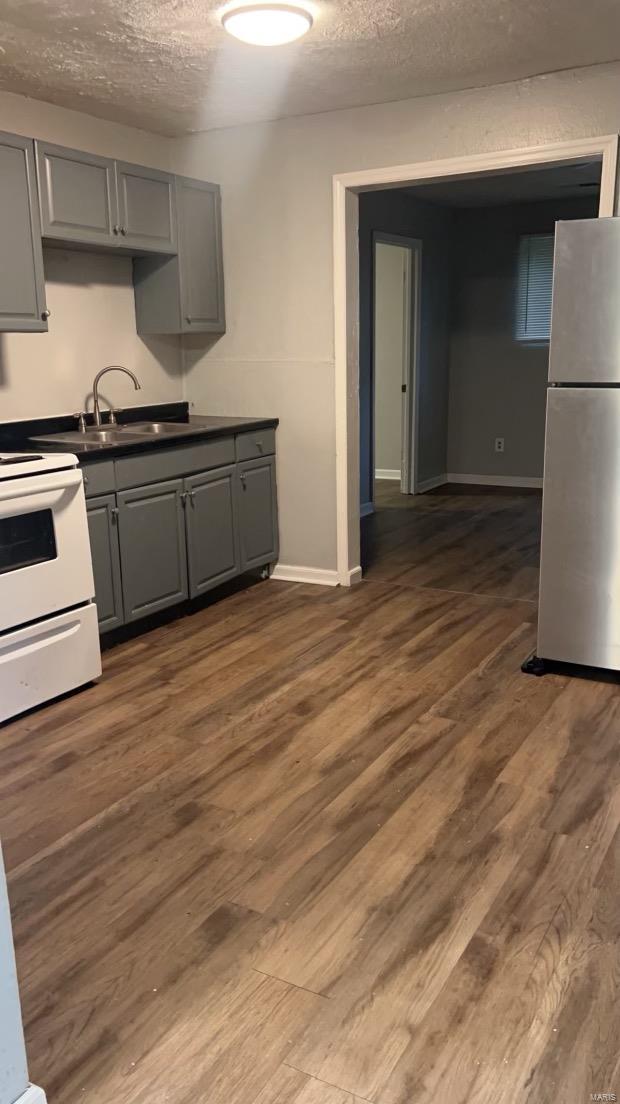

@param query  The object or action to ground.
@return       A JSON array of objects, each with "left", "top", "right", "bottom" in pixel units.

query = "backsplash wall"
[{"left": 0, "top": 248, "right": 183, "bottom": 421}]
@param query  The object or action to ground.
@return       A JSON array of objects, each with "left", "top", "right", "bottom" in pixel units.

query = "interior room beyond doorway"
[{"left": 360, "top": 158, "right": 602, "bottom": 601}]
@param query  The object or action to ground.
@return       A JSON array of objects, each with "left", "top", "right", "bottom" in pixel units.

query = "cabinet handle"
[
  {"left": 111, "top": 506, "right": 119, "bottom": 521},
  {"left": 113, "top": 225, "right": 120, "bottom": 235},
  {"left": 185, "top": 316, "right": 192, "bottom": 325},
  {"left": 257, "top": 440, "right": 264, "bottom": 453},
  {"left": 41, "top": 308, "right": 51, "bottom": 320},
  {"left": 120, "top": 226, "right": 127, "bottom": 236},
  {"left": 240, "top": 472, "right": 246, "bottom": 488}
]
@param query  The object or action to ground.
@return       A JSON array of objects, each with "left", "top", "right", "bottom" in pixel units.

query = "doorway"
[
  {"left": 371, "top": 234, "right": 421, "bottom": 505},
  {"left": 333, "top": 135, "right": 619, "bottom": 586},
  {"left": 359, "top": 159, "right": 604, "bottom": 595}
]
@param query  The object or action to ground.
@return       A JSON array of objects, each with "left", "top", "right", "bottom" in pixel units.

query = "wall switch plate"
[{"left": 495, "top": 437, "right": 505, "bottom": 453}]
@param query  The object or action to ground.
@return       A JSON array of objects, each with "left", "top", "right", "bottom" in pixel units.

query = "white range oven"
[{"left": 0, "top": 451, "right": 101, "bottom": 723}]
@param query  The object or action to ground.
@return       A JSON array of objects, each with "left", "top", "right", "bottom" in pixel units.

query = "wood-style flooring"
[{"left": 2, "top": 483, "right": 619, "bottom": 1104}]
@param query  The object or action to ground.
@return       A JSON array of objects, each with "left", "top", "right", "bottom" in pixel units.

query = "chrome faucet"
[{"left": 92, "top": 365, "right": 141, "bottom": 426}]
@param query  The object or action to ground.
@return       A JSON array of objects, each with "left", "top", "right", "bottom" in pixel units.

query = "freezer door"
[
  {"left": 538, "top": 387, "right": 620, "bottom": 669},
  {"left": 549, "top": 217, "right": 620, "bottom": 384}
]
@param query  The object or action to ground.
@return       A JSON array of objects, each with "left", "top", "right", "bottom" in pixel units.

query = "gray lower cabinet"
[
  {"left": 0, "top": 132, "right": 48, "bottom": 332},
  {"left": 237, "top": 457, "right": 279, "bottom": 571},
  {"left": 86, "top": 494, "right": 124, "bottom": 632},
  {"left": 185, "top": 465, "right": 240, "bottom": 597},
  {"left": 116, "top": 162, "right": 177, "bottom": 254},
  {"left": 117, "top": 479, "right": 188, "bottom": 622},
  {"left": 83, "top": 437, "right": 278, "bottom": 634},
  {"left": 36, "top": 142, "right": 118, "bottom": 245}
]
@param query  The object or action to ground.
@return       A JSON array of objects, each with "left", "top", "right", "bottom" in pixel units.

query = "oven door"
[{"left": 0, "top": 468, "right": 94, "bottom": 634}]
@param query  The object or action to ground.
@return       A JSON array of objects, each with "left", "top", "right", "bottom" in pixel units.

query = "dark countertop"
[{"left": 0, "top": 404, "right": 278, "bottom": 461}]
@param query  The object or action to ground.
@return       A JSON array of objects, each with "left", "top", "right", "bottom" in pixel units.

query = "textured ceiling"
[
  {"left": 405, "top": 161, "right": 603, "bottom": 207},
  {"left": 0, "top": 0, "right": 620, "bottom": 136}
]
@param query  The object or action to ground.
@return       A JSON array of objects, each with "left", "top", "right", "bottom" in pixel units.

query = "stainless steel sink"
[
  {"left": 129, "top": 421, "right": 196, "bottom": 435},
  {"left": 35, "top": 428, "right": 147, "bottom": 447}
]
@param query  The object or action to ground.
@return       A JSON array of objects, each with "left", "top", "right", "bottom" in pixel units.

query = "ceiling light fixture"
[{"left": 221, "top": 3, "right": 313, "bottom": 45}]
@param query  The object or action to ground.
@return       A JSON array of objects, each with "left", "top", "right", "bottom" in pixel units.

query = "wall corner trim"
[
  {"left": 271, "top": 564, "right": 340, "bottom": 587},
  {"left": 15, "top": 1087, "right": 47, "bottom": 1104},
  {"left": 417, "top": 474, "right": 448, "bottom": 493}
]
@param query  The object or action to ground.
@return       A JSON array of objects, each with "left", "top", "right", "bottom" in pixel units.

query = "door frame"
[
  {"left": 334, "top": 134, "right": 619, "bottom": 586},
  {"left": 372, "top": 232, "right": 423, "bottom": 500}
]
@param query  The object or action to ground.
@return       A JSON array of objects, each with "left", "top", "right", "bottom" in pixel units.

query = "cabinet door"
[
  {"left": 0, "top": 132, "right": 48, "bottom": 332},
  {"left": 177, "top": 176, "right": 225, "bottom": 333},
  {"left": 117, "top": 479, "right": 188, "bottom": 622},
  {"left": 116, "top": 162, "right": 177, "bottom": 254},
  {"left": 185, "top": 465, "right": 240, "bottom": 597},
  {"left": 86, "top": 494, "right": 124, "bottom": 632},
  {"left": 36, "top": 141, "right": 118, "bottom": 245},
  {"left": 237, "top": 457, "right": 279, "bottom": 571}
]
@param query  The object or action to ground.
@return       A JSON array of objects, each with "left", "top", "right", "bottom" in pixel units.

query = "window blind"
[{"left": 515, "top": 233, "right": 555, "bottom": 343}]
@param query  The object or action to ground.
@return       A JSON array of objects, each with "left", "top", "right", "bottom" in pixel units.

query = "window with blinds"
[{"left": 515, "top": 233, "right": 555, "bottom": 343}]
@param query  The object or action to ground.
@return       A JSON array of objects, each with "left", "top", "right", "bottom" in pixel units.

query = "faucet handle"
[
  {"left": 108, "top": 408, "right": 118, "bottom": 425},
  {"left": 74, "top": 411, "right": 87, "bottom": 433}
]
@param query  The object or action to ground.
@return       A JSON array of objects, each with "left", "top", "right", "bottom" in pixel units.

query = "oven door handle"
[{"left": 0, "top": 470, "right": 82, "bottom": 506}]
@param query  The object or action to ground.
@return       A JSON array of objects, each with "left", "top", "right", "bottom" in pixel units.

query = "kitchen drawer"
[
  {"left": 115, "top": 437, "right": 235, "bottom": 490},
  {"left": 235, "top": 429, "right": 276, "bottom": 462},
  {"left": 82, "top": 460, "right": 116, "bottom": 497}
]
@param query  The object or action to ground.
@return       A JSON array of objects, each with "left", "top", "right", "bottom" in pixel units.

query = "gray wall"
[
  {"left": 359, "top": 190, "right": 453, "bottom": 506},
  {"left": 0, "top": 847, "right": 28, "bottom": 1104},
  {"left": 447, "top": 196, "right": 599, "bottom": 479},
  {"left": 174, "top": 62, "right": 620, "bottom": 572}
]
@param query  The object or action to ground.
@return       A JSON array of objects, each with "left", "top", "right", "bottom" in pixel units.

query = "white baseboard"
[
  {"left": 375, "top": 469, "right": 401, "bottom": 481},
  {"left": 360, "top": 501, "right": 374, "bottom": 518},
  {"left": 447, "top": 473, "right": 543, "bottom": 489},
  {"left": 17, "top": 1087, "right": 47, "bottom": 1104},
  {"left": 416, "top": 473, "right": 448, "bottom": 493},
  {"left": 345, "top": 565, "right": 363, "bottom": 587},
  {"left": 270, "top": 564, "right": 340, "bottom": 587}
]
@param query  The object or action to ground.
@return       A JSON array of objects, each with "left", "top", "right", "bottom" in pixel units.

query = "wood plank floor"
[{"left": 2, "top": 485, "right": 620, "bottom": 1104}]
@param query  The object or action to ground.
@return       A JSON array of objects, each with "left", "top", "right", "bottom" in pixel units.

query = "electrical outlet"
[{"left": 495, "top": 437, "right": 505, "bottom": 454}]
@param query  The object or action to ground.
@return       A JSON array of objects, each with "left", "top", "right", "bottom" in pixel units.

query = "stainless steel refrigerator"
[{"left": 533, "top": 216, "right": 620, "bottom": 673}]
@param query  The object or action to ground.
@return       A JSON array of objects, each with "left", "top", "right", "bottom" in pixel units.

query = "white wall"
[
  {"left": 374, "top": 242, "right": 406, "bottom": 475},
  {"left": 173, "top": 62, "right": 620, "bottom": 572},
  {"left": 0, "top": 847, "right": 28, "bottom": 1104},
  {"left": 0, "top": 92, "right": 181, "bottom": 422}
]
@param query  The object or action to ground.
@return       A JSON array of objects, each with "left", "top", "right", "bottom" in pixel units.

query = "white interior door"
[{"left": 373, "top": 236, "right": 421, "bottom": 496}]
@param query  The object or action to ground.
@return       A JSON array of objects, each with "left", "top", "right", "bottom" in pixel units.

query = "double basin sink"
[{"left": 47, "top": 421, "right": 199, "bottom": 447}]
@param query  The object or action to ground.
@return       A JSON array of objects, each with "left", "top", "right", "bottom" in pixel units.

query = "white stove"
[{"left": 0, "top": 452, "right": 101, "bottom": 723}]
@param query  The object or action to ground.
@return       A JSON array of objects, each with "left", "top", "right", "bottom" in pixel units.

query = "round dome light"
[{"left": 221, "top": 4, "right": 313, "bottom": 45}]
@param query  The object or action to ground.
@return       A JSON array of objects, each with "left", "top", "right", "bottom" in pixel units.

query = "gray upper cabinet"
[
  {"left": 36, "top": 142, "right": 118, "bottom": 245},
  {"left": 237, "top": 456, "right": 279, "bottom": 571},
  {"left": 117, "top": 479, "right": 188, "bottom": 622},
  {"left": 0, "top": 132, "right": 48, "bottom": 332},
  {"left": 116, "top": 162, "right": 176, "bottom": 254},
  {"left": 86, "top": 494, "right": 124, "bottom": 632},
  {"left": 178, "top": 177, "right": 225, "bottom": 332},
  {"left": 185, "top": 465, "right": 240, "bottom": 597},
  {"left": 134, "top": 177, "right": 225, "bottom": 335}
]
